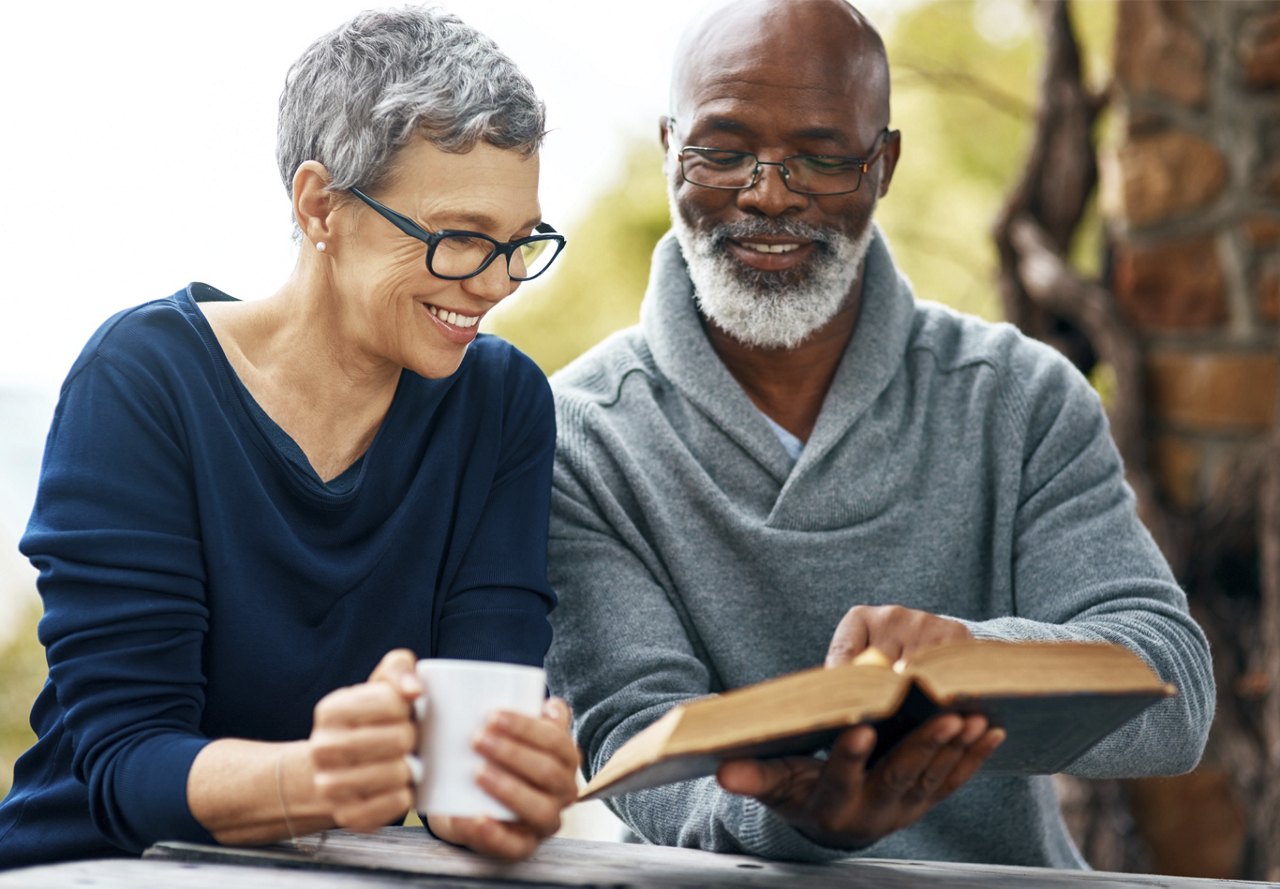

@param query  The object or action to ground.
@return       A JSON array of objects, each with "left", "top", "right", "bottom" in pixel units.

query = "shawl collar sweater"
[{"left": 546, "top": 231, "right": 1213, "bottom": 866}]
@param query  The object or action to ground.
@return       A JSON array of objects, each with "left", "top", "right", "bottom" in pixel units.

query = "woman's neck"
[{"left": 200, "top": 269, "right": 402, "bottom": 482}]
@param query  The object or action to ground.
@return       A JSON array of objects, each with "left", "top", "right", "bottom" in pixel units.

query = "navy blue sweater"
[{"left": 0, "top": 284, "right": 556, "bottom": 869}]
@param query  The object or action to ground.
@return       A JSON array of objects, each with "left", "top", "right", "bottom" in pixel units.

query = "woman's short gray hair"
[{"left": 276, "top": 6, "right": 545, "bottom": 197}]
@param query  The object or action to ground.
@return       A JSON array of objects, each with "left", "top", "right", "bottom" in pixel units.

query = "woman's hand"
[
  {"left": 427, "top": 697, "right": 580, "bottom": 860},
  {"left": 309, "top": 649, "right": 422, "bottom": 832}
]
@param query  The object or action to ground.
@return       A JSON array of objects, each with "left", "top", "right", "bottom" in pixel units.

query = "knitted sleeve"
[
  {"left": 958, "top": 341, "right": 1214, "bottom": 778},
  {"left": 21, "top": 350, "right": 215, "bottom": 853}
]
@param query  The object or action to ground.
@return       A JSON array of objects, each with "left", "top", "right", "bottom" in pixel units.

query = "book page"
[{"left": 905, "top": 640, "right": 1172, "bottom": 702}]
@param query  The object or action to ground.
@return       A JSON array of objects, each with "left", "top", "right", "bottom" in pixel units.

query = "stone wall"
[
  {"left": 1108, "top": 0, "right": 1280, "bottom": 514},
  {"left": 1102, "top": 2, "right": 1280, "bottom": 877}
]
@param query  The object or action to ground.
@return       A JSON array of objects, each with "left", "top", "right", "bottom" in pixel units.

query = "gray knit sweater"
[{"left": 545, "top": 231, "right": 1214, "bottom": 867}]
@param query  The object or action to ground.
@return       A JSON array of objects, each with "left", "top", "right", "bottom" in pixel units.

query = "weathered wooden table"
[{"left": 0, "top": 827, "right": 1273, "bottom": 888}]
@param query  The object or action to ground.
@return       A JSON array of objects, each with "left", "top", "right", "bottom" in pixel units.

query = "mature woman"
[{"left": 0, "top": 8, "right": 577, "bottom": 868}]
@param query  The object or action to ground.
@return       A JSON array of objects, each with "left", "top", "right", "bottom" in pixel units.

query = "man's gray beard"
[{"left": 668, "top": 194, "right": 875, "bottom": 350}]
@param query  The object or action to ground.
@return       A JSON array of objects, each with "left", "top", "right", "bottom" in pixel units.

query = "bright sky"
[{"left": 0, "top": 0, "right": 903, "bottom": 392}]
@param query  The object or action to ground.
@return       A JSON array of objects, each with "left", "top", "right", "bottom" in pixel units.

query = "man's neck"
[{"left": 706, "top": 280, "right": 863, "bottom": 444}]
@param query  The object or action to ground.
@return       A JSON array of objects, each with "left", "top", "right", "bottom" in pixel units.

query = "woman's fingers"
[
  {"left": 368, "top": 648, "right": 423, "bottom": 699},
  {"left": 309, "top": 651, "right": 425, "bottom": 833},
  {"left": 314, "top": 755, "right": 418, "bottom": 804},
  {"left": 329, "top": 783, "right": 415, "bottom": 834},
  {"left": 310, "top": 721, "right": 418, "bottom": 769},
  {"left": 437, "top": 816, "right": 541, "bottom": 861},
  {"left": 474, "top": 763, "right": 564, "bottom": 837},
  {"left": 463, "top": 701, "right": 581, "bottom": 840},
  {"left": 481, "top": 711, "right": 581, "bottom": 787},
  {"left": 314, "top": 681, "right": 414, "bottom": 729}
]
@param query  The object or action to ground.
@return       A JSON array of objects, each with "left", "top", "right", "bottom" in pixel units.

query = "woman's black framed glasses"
[{"left": 349, "top": 187, "right": 566, "bottom": 281}]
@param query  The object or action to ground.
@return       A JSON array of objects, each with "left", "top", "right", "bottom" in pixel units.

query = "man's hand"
[
  {"left": 825, "top": 604, "right": 973, "bottom": 666},
  {"left": 717, "top": 715, "right": 1004, "bottom": 850},
  {"left": 716, "top": 605, "right": 1002, "bottom": 850}
]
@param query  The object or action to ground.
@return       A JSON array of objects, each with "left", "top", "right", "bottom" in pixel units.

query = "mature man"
[{"left": 545, "top": 0, "right": 1213, "bottom": 866}]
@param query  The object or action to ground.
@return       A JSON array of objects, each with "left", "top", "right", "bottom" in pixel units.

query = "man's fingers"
[
  {"left": 869, "top": 715, "right": 963, "bottom": 800},
  {"left": 914, "top": 733, "right": 972, "bottom": 798},
  {"left": 938, "top": 727, "right": 1006, "bottom": 797},
  {"left": 717, "top": 756, "right": 819, "bottom": 808},
  {"left": 716, "top": 759, "right": 769, "bottom": 796},
  {"left": 808, "top": 726, "right": 875, "bottom": 822},
  {"left": 826, "top": 606, "right": 974, "bottom": 667},
  {"left": 825, "top": 609, "right": 871, "bottom": 667}
]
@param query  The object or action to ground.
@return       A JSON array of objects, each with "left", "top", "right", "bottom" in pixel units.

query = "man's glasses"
[
  {"left": 674, "top": 128, "right": 896, "bottom": 196},
  {"left": 349, "top": 187, "right": 566, "bottom": 281}
]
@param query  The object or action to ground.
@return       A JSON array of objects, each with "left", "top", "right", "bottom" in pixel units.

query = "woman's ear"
[{"left": 293, "top": 160, "right": 335, "bottom": 249}]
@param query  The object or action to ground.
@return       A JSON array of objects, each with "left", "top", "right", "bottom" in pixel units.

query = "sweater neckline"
[
  {"left": 640, "top": 228, "right": 916, "bottom": 486},
  {"left": 173, "top": 282, "right": 409, "bottom": 504}
]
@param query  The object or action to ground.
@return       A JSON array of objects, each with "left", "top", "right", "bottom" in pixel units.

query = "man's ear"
[
  {"left": 877, "top": 129, "right": 902, "bottom": 198},
  {"left": 659, "top": 115, "right": 672, "bottom": 153},
  {"left": 292, "top": 160, "right": 335, "bottom": 248}
]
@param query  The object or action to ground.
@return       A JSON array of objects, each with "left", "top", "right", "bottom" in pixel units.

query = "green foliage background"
[
  {"left": 0, "top": 0, "right": 1115, "bottom": 801},
  {"left": 0, "top": 606, "right": 44, "bottom": 796}
]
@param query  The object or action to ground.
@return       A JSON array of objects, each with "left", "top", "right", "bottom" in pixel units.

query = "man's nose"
[{"left": 735, "top": 161, "right": 809, "bottom": 216}]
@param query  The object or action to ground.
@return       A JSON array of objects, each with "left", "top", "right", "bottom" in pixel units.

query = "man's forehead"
[
  {"left": 672, "top": 46, "right": 876, "bottom": 133},
  {"left": 670, "top": 0, "right": 885, "bottom": 120}
]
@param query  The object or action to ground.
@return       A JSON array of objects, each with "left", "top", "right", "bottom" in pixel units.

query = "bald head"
[{"left": 669, "top": 0, "right": 890, "bottom": 129}]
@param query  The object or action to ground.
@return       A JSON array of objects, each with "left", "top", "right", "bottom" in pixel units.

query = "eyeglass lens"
[
  {"left": 681, "top": 149, "right": 868, "bottom": 194},
  {"left": 431, "top": 234, "right": 557, "bottom": 281}
]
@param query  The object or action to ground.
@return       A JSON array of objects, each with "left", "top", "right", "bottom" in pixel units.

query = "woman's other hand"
[
  {"left": 427, "top": 697, "right": 580, "bottom": 859},
  {"left": 309, "top": 648, "right": 422, "bottom": 832}
]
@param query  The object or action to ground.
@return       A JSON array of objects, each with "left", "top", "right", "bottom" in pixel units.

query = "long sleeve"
[
  {"left": 436, "top": 355, "right": 557, "bottom": 665},
  {"left": 22, "top": 353, "right": 215, "bottom": 853},
  {"left": 957, "top": 349, "right": 1214, "bottom": 777}
]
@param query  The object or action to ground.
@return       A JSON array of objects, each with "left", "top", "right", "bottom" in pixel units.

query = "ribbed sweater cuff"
[
  {"left": 737, "top": 801, "right": 884, "bottom": 862},
  {"left": 114, "top": 734, "right": 215, "bottom": 851}
]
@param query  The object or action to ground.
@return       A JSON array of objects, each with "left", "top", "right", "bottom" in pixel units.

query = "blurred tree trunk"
[{"left": 995, "top": 0, "right": 1280, "bottom": 880}]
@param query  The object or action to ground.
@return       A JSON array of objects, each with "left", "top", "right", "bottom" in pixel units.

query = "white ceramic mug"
[{"left": 411, "top": 658, "right": 546, "bottom": 820}]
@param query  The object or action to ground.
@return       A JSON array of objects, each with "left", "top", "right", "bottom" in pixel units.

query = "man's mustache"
[{"left": 708, "top": 220, "right": 836, "bottom": 252}]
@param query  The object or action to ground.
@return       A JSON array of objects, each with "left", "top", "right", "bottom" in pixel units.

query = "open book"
[{"left": 581, "top": 639, "right": 1174, "bottom": 800}]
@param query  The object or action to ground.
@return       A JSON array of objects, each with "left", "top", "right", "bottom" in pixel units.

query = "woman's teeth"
[{"left": 427, "top": 305, "right": 480, "bottom": 329}]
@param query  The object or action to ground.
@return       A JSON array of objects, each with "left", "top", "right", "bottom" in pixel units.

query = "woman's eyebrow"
[{"left": 431, "top": 211, "right": 542, "bottom": 234}]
